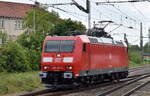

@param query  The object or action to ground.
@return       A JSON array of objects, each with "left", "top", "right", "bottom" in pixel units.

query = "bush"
[
  {"left": 28, "top": 50, "right": 41, "bottom": 70},
  {"left": 17, "top": 31, "right": 44, "bottom": 70},
  {"left": 0, "top": 42, "right": 31, "bottom": 72},
  {"left": 128, "top": 52, "right": 142, "bottom": 64}
]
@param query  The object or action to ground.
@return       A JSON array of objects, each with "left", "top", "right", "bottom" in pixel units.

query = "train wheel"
[
  {"left": 100, "top": 75, "right": 104, "bottom": 82},
  {"left": 110, "top": 73, "right": 115, "bottom": 81},
  {"left": 115, "top": 73, "right": 120, "bottom": 82}
]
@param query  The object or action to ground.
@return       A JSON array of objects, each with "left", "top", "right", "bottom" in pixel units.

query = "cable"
[
  {"left": 91, "top": 0, "right": 142, "bottom": 29},
  {"left": 112, "top": 5, "right": 140, "bottom": 22},
  {"left": 50, "top": 6, "right": 88, "bottom": 22},
  {"left": 101, "top": 0, "right": 143, "bottom": 24},
  {"left": 130, "top": 39, "right": 140, "bottom": 43},
  {"left": 131, "top": 3, "right": 147, "bottom": 22}
]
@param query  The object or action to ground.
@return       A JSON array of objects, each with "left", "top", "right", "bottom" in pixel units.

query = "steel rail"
[
  {"left": 121, "top": 80, "right": 150, "bottom": 96},
  {"left": 95, "top": 74, "right": 150, "bottom": 96},
  {"left": 128, "top": 72, "right": 150, "bottom": 78},
  {"left": 129, "top": 65, "right": 150, "bottom": 72},
  {"left": 41, "top": 76, "right": 139, "bottom": 96},
  {"left": 18, "top": 89, "right": 54, "bottom": 96}
]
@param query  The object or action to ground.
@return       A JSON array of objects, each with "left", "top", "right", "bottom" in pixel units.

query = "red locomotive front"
[{"left": 39, "top": 35, "right": 89, "bottom": 87}]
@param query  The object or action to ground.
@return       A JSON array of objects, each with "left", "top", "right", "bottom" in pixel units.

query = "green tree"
[
  {"left": 128, "top": 52, "right": 142, "bottom": 64},
  {"left": 128, "top": 45, "right": 140, "bottom": 53},
  {"left": 24, "top": 8, "right": 59, "bottom": 34},
  {"left": 52, "top": 18, "right": 86, "bottom": 36},
  {"left": 143, "top": 43, "right": 150, "bottom": 53},
  {"left": 17, "top": 31, "right": 44, "bottom": 70},
  {"left": 0, "top": 42, "right": 31, "bottom": 72},
  {"left": 17, "top": 8, "right": 60, "bottom": 70}
]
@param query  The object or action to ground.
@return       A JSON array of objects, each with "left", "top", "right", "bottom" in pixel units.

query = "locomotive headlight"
[
  {"left": 43, "top": 57, "right": 53, "bottom": 62},
  {"left": 63, "top": 57, "right": 73, "bottom": 63},
  {"left": 65, "top": 66, "right": 73, "bottom": 70},
  {"left": 68, "top": 66, "right": 73, "bottom": 69},
  {"left": 44, "top": 66, "right": 48, "bottom": 69},
  {"left": 43, "top": 66, "right": 50, "bottom": 69}
]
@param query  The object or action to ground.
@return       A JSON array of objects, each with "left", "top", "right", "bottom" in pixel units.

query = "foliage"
[
  {"left": 17, "top": 8, "right": 60, "bottom": 70},
  {"left": 128, "top": 52, "right": 142, "bottom": 64},
  {"left": 0, "top": 71, "right": 43, "bottom": 95},
  {"left": 0, "top": 31, "right": 7, "bottom": 46},
  {"left": 52, "top": 18, "right": 86, "bottom": 36},
  {"left": 128, "top": 45, "right": 143, "bottom": 65},
  {"left": 128, "top": 45, "right": 140, "bottom": 53},
  {"left": 24, "top": 8, "right": 59, "bottom": 34},
  {"left": 0, "top": 42, "right": 31, "bottom": 72},
  {"left": 17, "top": 31, "right": 44, "bottom": 70},
  {"left": 143, "top": 42, "right": 150, "bottom": 53}
]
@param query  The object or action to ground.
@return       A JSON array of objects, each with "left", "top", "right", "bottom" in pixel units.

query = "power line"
[
  {"left": 50, "top": 6, "right": 88, "bottom": 22},
  {"left": 131, "top": 4, "right": 147, "bottom": 21},
  {"left": 95, "top": 0, "right": 150, "bottom": 24},
  {"left": 111, "top": 5, "right": 140, "bottom": 23},
  {"left": 96, "top": 0, "right": 149, "bottom": 4}
]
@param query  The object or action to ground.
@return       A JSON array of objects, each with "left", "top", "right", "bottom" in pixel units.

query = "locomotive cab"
[{"left": 39, "top": 35, "right": 89, "bottom": 87}]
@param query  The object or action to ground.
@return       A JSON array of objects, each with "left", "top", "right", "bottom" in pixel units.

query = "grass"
[{"left": 0, "top": 71, "right": 44, "bottom": 96}]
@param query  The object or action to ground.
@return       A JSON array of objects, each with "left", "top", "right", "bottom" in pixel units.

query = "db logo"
[{"left": 55, "top": 58, "right": 61, "bottom": 62}]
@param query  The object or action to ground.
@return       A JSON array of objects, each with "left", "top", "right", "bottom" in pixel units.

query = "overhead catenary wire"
[
  {"left": 131, "top": 3, "right": 147, "bottom": 22},
  {"left": 28, "top": 0, "right": 149, "bottom": 45},
  {"left": 110, "top": 5, "right": 140, "bottom": 23},
  {"left": 95, "top": 0, "right": 150, "bottom": 4},
  {"left": 92, "top": 0, "right": 143, "bottom": 31}
]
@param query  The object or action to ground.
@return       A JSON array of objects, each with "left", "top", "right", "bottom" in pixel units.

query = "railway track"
[
  {"left": 129, "top": 65, "right": 150, "bottom": 73},
  {"left": 95, "top": 74, "right": 150, "bottom": 96},
  {"left": 18, "top": 65, "right": 150, "bottom": 96},
  {"left": 40, "top": 78, "right": 137, "bottom": 96},
  {"left": 18, "top": 75, "right": 146, "bottom": 96}
]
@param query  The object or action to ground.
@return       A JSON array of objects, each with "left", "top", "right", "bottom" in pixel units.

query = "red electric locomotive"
[{"left": 39, "top": 35, "right": 129, "bottom": 88}]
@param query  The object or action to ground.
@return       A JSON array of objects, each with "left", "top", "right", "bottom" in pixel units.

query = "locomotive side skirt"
[{"left": 79, "top": 66, "right": 128, "bottom": 76}]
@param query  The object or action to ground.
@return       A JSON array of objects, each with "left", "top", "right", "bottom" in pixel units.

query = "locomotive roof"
[
  {"left": 88, "top": 36, "right": 127, "bottom": 47},
  {"left": 45, "top": 35, "right": 127, "bottom": 47},
  {"left": 45, "top": 35, "right": 90, "bottom": 43}
]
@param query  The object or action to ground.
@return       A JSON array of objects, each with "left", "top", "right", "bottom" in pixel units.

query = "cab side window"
[{"left": 83, "top": 43, "right": 86, "bottom": 52}]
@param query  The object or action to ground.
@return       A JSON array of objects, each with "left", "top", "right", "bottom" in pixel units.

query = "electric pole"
[
  {"left": 140, "top": 22, "right": 143, "bottom": 60},
  {"left": 72, "top": 0, "right": 91, "bottom": 30},
  {"left": 148, "top": 28, "right": 150, "bottom": 46},
  {"left": 33, "top": 3, "right": 36, "bottom": 33},
  {"left": 87, "top": 0, "right": 91, "bottom": 30},
  {"left": 33, "top": 0, "right": 39, "bottom": 33},
  {"left": 45, "top": 0, "right": 91, "bottom": 31}
]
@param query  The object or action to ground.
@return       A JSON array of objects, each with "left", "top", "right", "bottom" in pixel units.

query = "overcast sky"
[{"left": 1, "top": 0, "right": 150, "bottom": 45}]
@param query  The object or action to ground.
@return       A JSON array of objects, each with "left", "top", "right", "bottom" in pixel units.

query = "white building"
[{"left": 0, "top": 1, "right": 34, "bottom": 40}]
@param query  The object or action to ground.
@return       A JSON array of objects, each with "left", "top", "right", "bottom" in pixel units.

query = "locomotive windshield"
[{"left": 44, "top": 40, "right": 75, "bottom": 52}]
